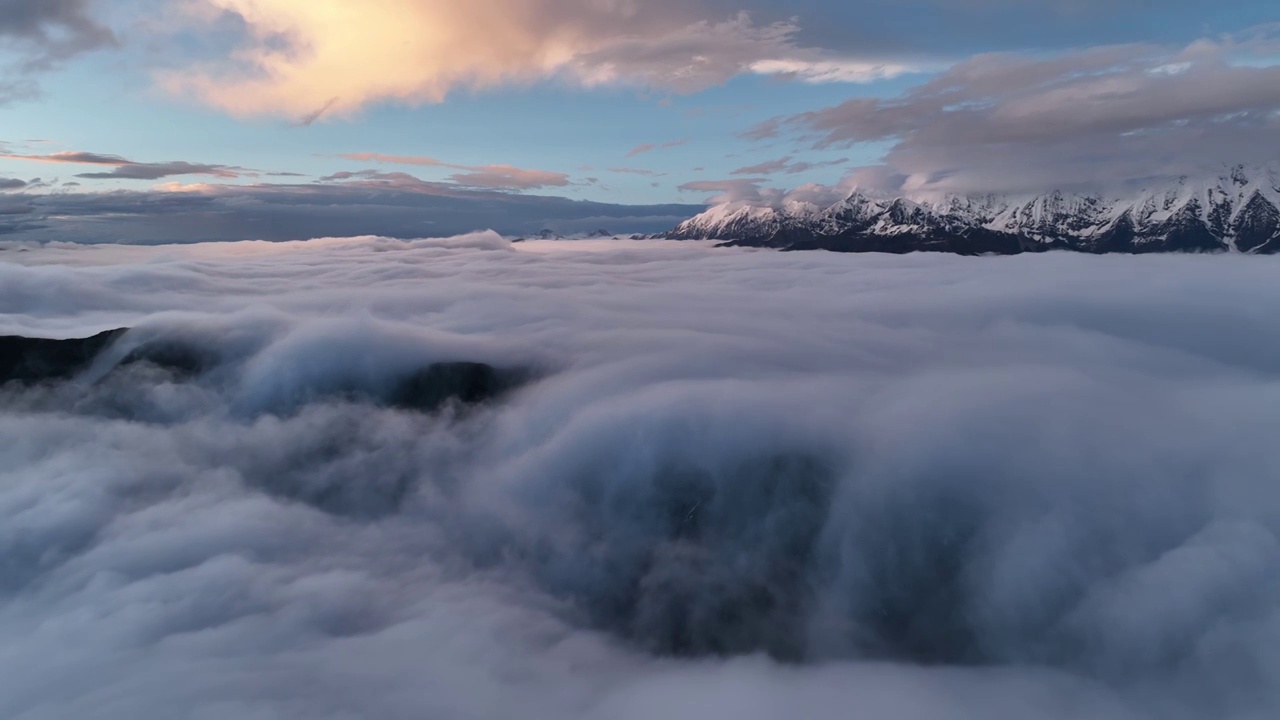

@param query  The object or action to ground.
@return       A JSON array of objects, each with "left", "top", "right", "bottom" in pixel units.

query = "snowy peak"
[{"left": 665, "top": 166, "right": 1280, "bottom": 255}]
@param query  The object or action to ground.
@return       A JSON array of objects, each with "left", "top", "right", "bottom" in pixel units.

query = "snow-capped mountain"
[{"left": 664, "top": 165, "right": 1280, "bottom": 255}]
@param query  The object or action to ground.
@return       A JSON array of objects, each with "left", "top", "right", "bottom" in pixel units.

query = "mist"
[{"left": 3, "top": 234, "right": 1279, "bottom": 719}]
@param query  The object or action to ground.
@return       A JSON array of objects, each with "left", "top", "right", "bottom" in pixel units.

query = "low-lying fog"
[{"left": 2, "top": 234, "right": 1279, "bottom": 719}]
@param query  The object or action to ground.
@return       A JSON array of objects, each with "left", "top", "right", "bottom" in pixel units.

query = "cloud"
[
  {"left": 732, "top": 158, "right": 796, "bottom": 176},
  {"left": 0, "top": 178, "right": 28, "bottom": 191},
  {"left": 0, "top": 150, "right": 245, "bottom": 180},
  {"left": 77, "top": 162, "right": 243, "bottom": 181},
  {"left": 337, "top": 153, "right": 571, "bottom": 190},
  {"left": 317, "top": 169, "right": 454, "bottom": 188},
  {"left": 159, "top": 1, "right": 912, "bottom": 118},
  {"left": 626, "top": 140, "right": 688, "bottom": 158},
  {"left": 731, "top": 156, "right": 850, "bottom": 175},
  {"left": 339, "top": 153, "right": 451, "bottom": 168},
  {"left": 608, "top": 168, "right": 668, "bottom": 177},
  {"left": 678, "top": 178, "right": 770, "bottom": 203},
  {"left": 0, "top": 0, "right": 115, "bottom": 103},
  {"left": 677, "top": 177, "right": 851, "bottom": 207},
  {"left": 0, "top": 181, "right": 702, "bottom": 242},
  {"left": 449, "top": 167, "right": 571, "bottom": 191},
  {"left": 2, "top": 238, "right": 1280, "bottom": 717},
  {"left": 752, "top": 30, "right": 1280, "bottom": 193},
  {"left": 747, "top": 58, "right": 916, "bottom": 83}
]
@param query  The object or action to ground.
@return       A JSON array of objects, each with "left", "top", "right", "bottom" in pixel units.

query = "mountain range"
[{"left": 662, "top": 165, "right": 1280, "bottom": 255}]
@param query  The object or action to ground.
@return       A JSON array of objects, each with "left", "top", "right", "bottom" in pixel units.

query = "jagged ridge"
[{"left": 664, "top": 165, "right": 1280, "bottom": 255}]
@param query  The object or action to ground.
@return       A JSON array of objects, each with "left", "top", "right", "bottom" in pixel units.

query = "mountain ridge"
[{"left": 662, "top": 165, "right": 1280, "bottom": 255}]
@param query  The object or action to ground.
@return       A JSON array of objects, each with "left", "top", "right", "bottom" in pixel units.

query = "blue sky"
[{"left": 1, "top": 0, "right": 1278, "bottom": 240}]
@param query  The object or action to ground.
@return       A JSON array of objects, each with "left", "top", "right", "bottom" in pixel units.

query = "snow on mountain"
[{"left": 665, "top": 165, "right": 1280, "bottom": 255}]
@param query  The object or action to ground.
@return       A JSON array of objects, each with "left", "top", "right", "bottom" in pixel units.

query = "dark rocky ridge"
[
  {"left": 0, "top": 329, "right": 128, "bottom": 384},
  {"left": 1, "top": 330, "right": 528, "bottom": 415}
]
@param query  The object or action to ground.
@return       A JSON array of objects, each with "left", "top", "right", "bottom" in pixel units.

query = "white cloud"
[
  {"left": 2, "top": 236, "right": 1280, "bottom": 717},
  {"left": 748, "top": 58, "right": 916, "bottom": 83}
]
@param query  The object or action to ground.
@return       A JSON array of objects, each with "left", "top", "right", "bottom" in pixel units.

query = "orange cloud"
[{"left": 161, "top": 1, "right": 899, "bottom": 120}]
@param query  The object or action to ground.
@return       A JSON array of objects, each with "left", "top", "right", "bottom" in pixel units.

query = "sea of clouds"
[{"left": 2, "top": 234, "right": 1280, "bottom": 719}]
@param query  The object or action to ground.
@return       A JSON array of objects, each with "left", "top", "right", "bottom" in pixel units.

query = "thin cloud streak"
[
  {"left": 0, "top": 150, "right": 245, "bottom": 180},
  {"left": 336, "top": 153, "right": 571, "bottom": 190},
  {"left": 626, "top": 139, "right": 689, "bottom": 158},
  {"left": 731, "top": 156, "right": 850, "bottom": 175}
]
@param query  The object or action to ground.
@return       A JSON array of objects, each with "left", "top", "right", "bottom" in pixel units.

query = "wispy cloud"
[
  {"left": 449, "top": 167, "right": 570, "bottom": 190},
  {"left": 607, "top": 168, "right": 668, "bottom": 177},
  {"left": 336, "top": 153, "right": 570, "bottom": 190},
  {"left": 678, "top": 176, "right": 855, "bottom": 207},
  {"left": 747, "top": 58, "right": 918, "bottom": 84},
  {"left": 626, "top": 139, "right": 688, "bottom": 158},
  {"left": 338, "top": 153, "right": 452, "bottom": 167},
  {"left": 0, "top": 0, "right": 115, "bottom": 104},
  {"left": 731, "top": 156, "right": 850, "bottom": 176},
  {"left": 0, "top": 150, "right": 245, "bottom": 180}
]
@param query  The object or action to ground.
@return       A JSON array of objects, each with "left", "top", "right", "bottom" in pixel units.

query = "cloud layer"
[
  {"left": 0, "top": 182, "right": 702, "bottom": 243},
  {"left": 3, "top": 236, "right": 1280, "bottom": 717}
]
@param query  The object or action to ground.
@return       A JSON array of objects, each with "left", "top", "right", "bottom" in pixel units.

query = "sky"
[{"left": 0, "top": 0, "right": 1278, "bottom": 240}]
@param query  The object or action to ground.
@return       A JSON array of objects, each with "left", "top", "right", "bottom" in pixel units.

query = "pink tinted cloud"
[
  {"left": 335, "top": 153, "right": 570, "bottom": 190},
  {"left": 448, "top": 166, "right": 570, "bottom": 190},
  {"left": 626, "top": 139, "right": 688, "bottom": 158},
  {"left": 160, "top": 1, "right": 904, "bottom": 119},
  {"left": 0, "top": 150, "right": 244, "bottom": 179}
]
